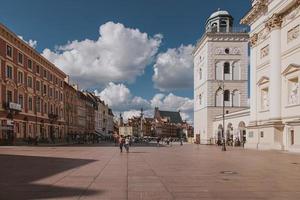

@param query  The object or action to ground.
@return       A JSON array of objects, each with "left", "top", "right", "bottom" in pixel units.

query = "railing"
[{"left": 206, "top": 26, "right": 249, "bottom": 33}]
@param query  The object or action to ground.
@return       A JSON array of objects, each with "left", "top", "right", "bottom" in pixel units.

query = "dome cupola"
[{"left": 205, "top": 9, "right": 233, "bottom": 33}]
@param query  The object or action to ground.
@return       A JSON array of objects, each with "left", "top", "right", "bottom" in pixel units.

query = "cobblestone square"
[{"left": 1, "top": 144, "right": 300, "bottom": 200}]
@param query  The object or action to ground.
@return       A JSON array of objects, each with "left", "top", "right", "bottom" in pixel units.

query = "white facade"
[
  {"left": 241, "top": 0, "right": 300, "bottom": 152},
  {"left": 193, "top": 10, "right": 249, "bottom": 144}
]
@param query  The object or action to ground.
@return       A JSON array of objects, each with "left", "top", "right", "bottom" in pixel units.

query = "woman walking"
[
  {"left": 125, "top": 137, "right": 130, "bottom": 153},
  {"left": 119, "top": 136, "right": 124, "bottom": 153}
]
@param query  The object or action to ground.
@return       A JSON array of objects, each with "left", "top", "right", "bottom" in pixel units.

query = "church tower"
[{"left": 193, "top": 10, "right": 249, "bottom": 144}]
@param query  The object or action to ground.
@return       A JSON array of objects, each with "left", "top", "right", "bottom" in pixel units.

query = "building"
[
  {"left": 193, "top": 10, "right": 249, "bottom": 144},
  {"left": 0, "top": 23, "right": 66, "bottom": 144},
  {"left": 241, "top": 0, "right": 300, "bottom": 152},
  {"left": 64, "top": 79, "right": 81, "bottom": 136},
  {"left": 153, "top": 107, "right": 183, "bottom": 137},
  {"left": 119, "top": 126, "right": 133, "bottom": 137}
]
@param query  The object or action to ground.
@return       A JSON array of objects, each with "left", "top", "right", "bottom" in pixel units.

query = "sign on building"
[{"left": 9, "top": 102, "right": 22, "bottom": 111}]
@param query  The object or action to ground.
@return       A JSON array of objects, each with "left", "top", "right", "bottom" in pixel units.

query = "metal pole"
[{"left": 222, "top": 69, "right": 226, "bottom": 151}]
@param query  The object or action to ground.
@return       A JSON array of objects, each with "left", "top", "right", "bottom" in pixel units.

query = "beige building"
[
  {"left": 119, "top": 126, "right": 133, "bottom": 137},
  {"left": 240, "top": 0, "right": 300, "bottom": 152},
  {"left": 193, "top": 10, "right": 249, "bottom": 144}
]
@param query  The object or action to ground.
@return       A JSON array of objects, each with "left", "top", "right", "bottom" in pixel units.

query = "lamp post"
[{"left": 218, "top": 75, "right": 227, "bottom": 152}]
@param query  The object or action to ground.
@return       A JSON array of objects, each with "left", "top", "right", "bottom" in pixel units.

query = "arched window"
[
  {"left": 224, "top": 62, "right": 231, "bottom": 80},
  {"left": 224, "top": 90, "right": 230, "bottom": 106},
  {"left": 220, "top": 20, "right": 227, "bottom": 32},
  {"left": 224, "top": 90, "right": 230, "bottom": 101},
  {"left": 215, "top": 89, "right": 222, "bottom": 106},
  {"left": 232, "top": 90, "right": 240, "bottom": 107}
]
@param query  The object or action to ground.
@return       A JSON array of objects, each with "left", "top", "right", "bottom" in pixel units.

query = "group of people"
[
  {"left": 118, "top": 136, "right": 131, "bottom": 153},
  {"left": 156, "top": 137, "right": 184, "bottom": 147}
]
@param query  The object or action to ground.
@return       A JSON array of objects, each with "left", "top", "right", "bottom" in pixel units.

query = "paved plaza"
[{"left": 1, "top": 144, "right": 300, "bottom": 200}]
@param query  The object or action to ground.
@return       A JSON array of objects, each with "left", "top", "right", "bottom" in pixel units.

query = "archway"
[
  {"left": 238, "top": 121, "right": 246, "bottom": 144},
  {"left": 226, "top": 123, "right": 233, "bottom": 145}
]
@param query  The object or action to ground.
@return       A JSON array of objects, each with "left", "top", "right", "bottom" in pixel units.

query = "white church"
[{"left": 194, "top": 0, "right": 300, "bottom": 152}]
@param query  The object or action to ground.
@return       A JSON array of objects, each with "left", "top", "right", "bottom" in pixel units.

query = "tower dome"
[{"left": 205, "top": 9, "right": 233, "bottom": 33}]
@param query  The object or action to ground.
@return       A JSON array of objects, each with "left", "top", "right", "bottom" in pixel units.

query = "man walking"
[{"left": 119, "top": 136, "right": 124, "bottom": 153}]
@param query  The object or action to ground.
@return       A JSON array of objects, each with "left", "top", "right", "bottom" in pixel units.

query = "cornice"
[
  {"left": 240, "top": 0, "right": 268, "bottom": 25},
  {"left": 0, "top": 23, "right": 66, "bottom": 78}
]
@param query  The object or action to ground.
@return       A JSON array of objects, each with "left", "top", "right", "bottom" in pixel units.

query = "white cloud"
[
  {"left": 18, "top": 35, "right": 37, "bottom": 48},
  {"left": 95, "top": 82, "right": 193, "bottom": 123},
  {"left": 42, "top": 22, "right": 162, "bottom": 88},
  {"left": 153, "top": 44, "right": 194, "bottom": 91},
  {"left": 94, "top": 82, "right": 151, "bottom": 112},
  {"left": 150, "top": 93, "right": 194, "bottom": 123}
]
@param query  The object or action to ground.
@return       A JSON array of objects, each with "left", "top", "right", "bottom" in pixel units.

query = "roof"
[
  {"left": 209, "top": 10, "right": 230, "bottom": 19},
  {"left": 158, "top": 110, "right": 183, "bottom": 124}
]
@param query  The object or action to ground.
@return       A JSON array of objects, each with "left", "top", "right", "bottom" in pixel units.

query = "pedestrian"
[
  {"left": 119, "top": 136, "right": 124, "bottom": 153},
  {"left": 156, "top": 137, "right": 160, "bottom": 147},
  {"left": 125, "top": 137, "right": 130, "bottom": 153}
]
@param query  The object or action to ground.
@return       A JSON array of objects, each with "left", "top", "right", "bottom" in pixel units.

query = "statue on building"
[{"left": 290, "top": 82, "right": 299, "bottom": 104}]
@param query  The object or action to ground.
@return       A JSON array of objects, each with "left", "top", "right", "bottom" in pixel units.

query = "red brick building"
[{"left": 0, "top": 23, "right": 66, "bottom": 144}]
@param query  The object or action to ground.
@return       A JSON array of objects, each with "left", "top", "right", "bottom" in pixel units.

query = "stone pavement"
[{"left": 0, "top": 144, "right": 300, "bottom": 200}]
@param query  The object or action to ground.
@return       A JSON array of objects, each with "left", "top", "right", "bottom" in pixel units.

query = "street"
[{"left": 0, "top": 144, "right": 300, "bottom": 200}]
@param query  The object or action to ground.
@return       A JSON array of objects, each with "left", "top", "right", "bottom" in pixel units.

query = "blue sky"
[{"left": 0, "top": 0, "right": 251, "bottom": 121}]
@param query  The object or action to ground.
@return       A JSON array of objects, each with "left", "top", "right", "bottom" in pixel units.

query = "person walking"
[
  {"left": 119, "top": 136, "right": 124, "bottom": 153},
  {"left": 125, "top": 137, "right": 130, "bottom": 153},
  {"left": 156, "top": 137, "right": 160, "bottom": 147}
]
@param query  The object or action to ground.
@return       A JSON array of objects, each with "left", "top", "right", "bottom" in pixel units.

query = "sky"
[{"left": 0, "top": 0, "right": 251, "bottom": 123}]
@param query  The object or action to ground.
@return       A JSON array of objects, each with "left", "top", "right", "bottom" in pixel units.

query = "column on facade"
[
  {"left": 249, "top": 33, "right": 258, "bottom": 123},
  {"left": 268, "top": 14, "right": 282, "bottom": 120}
]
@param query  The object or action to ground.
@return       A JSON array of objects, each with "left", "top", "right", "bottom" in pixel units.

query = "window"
[
  {"left": 43, "top": 69, "right": 47, "bottom": 79},
  {"left": 6, "top": 45, "right": 12, "bottom": 58},
  {"left": 36, "top": 65, "right": 40, "bottom": 74},
  {"left": 224, "top": 90, "right": 230, "bottom": 101},
  {"left": 199, "top": 68, "right": 202, "bottom": 80},
  {"left": 18, "top": 94, "right": 24, "bottom": 108},
  {"left": 6, "top": 65, "right": 13, "bottom": 79},
  {"left": 28, "top": 59, "right": 32, "bottom": 70},
  {"left": 60, "top": 92, "right": 63, "bottom": 101},
  {"left": 44, "top": 102, "right": 47, "bottom": 114},
  {"left": 36, "top": 97, "right": 41, "bottom": 112},
  {"left": 27, "top": 76, "right": 33, "bottom": 88},
  {"left": 18, "top": 71, "right": 23, "bottom": 84},
  {"left": 199, "top": 94, "right": 202, "bottom": 105},
  {"left": 49, "top": 88, "right": 53, "bottom": 97},
  {"left": 28, "top": 97, "right": 33, "bottom": 111},
  {"left": 225, "top": 48, "right": 230, "bottom": 54},
  {"left": 18, "top": 52, "right": 23, "bottom": 64},
  {"left": 260, "top": 131, "right": 264, "bottom": 138},
  {"left": 36, "top": 81, "right": 40, "bottom": 91},
  {"left": 224, "top": 62, "right": 230, "bottom": 74},
  {"left": 43, "top": 84, "right": 47, "bottom": 95},
  {"left": 7, "top": 90, "right": 13, "bottom": 103},
  {"left": 55, "top": 90, "right": 58, "bottom": 99},
  {"left": 60, "top": 80, "right": 63, "bottom": 87}
]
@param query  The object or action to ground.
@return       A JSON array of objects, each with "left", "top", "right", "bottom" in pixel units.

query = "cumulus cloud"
[
  {"left": 42, "top": 22, "right": 162, "bottom": 88},
  {"left": 153, "top": 44, "right": 194, "bottom": 92},
  {"left": 95, "top": 82, "right": 193, "bottom": 123},
  {"left": 150, "top": 93, "right": 194, "bottom": 123},
  {"left": 18, "top": 35, "right": 37, "bottom": 48},
  {"left": 94, "top": 82, "right": 151, "bottom": 112}
]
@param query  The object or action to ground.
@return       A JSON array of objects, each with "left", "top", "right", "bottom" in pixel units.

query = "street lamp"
[{"left": 217, "top": 77, "right": 227, "bottom": 152}]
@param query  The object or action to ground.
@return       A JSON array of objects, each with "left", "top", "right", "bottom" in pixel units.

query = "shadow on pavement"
[{"left": 0, "top": 154, "right": 101, "bottom": 200}]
